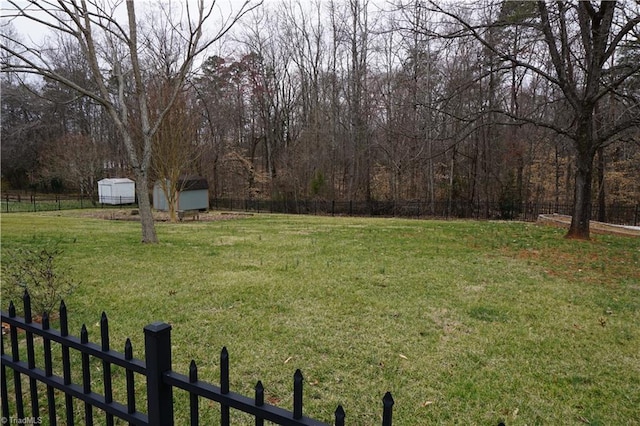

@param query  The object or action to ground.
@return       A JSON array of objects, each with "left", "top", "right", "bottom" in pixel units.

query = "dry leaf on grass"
[{"left": 267, "top": 396, "right": 281, "bottom": 405}]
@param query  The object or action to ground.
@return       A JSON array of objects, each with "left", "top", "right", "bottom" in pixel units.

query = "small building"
[
  {"left": 98, "top": 178, "right": 136, "bottom": 205},
  {"left": 153, "top": 176, "right": 209, "bottom": 212}
]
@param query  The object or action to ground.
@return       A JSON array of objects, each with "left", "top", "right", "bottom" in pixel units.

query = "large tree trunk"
[
  {"left": 567, "top": 155, "right": 593, "bottom": 239},
  {"left": 133, "top": 170, "right": 158, "bottom": 243},
  {"left": 567, "top": 127, "right": 595, "bottom": 239}
]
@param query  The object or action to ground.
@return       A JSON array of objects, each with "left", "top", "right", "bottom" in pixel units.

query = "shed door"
[{"left": 101, "top": 185, "right": 112, "bottom": 203}]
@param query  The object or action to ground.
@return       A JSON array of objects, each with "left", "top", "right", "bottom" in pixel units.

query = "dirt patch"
[
  {"left": 78, "top": 209, "right": 251, "bottom": 223},
  {"left": 537, "top": 214, "right": 639, "bottom": 237}
]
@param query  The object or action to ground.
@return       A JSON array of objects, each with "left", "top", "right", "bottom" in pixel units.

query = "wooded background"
[{"left": 2, "top": 1, "right": 638, "bottom": 218}]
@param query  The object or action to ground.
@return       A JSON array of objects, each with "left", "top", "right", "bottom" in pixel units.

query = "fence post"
[{"left": 145, "top": 322, "right": 174, "bottom": 426}]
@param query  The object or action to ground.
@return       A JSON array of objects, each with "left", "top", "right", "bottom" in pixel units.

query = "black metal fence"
[
  {"left": 1, "top": 193, "right": 136, "bottom": 213},
  {"left": 1, "top": 293, "right": 394, "bottom": 426},
  {"left": 213, "top": 198, "right": 640, "bottom": 227},
  {"left": 2, "top": 192, "right": 638, "bottom": 226},
  {"left": 1, "top": 193, "right": 94, "bottom": 213}
]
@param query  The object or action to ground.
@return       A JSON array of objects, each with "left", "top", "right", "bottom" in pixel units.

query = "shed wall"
[
  {"left": 153, "top": 179, "right": 209, "bottom": 212},
  {"left": 153, "top": 184, "right": 169, "bottom": 211},
  {"left": 178, "top": 189, "right": 209, "bottom": 211},
  {"left": 98, "top": 179, "right": 135, "bottom": 205}
]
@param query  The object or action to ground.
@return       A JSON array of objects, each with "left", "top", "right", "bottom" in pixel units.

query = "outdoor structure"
[
  {"left": 98, "top": 178, "right": 135, "bottom": 205},
  {"left": 153, "top": 176, "right": 209, "bottom": 212}
]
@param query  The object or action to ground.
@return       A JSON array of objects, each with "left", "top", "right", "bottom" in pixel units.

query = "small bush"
[{"left": 1, "top": 244, "right": 77, "bottom": 316}]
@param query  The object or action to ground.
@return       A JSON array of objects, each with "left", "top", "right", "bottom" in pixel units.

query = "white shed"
[{"left": 98, "top": 178, "right": 136, "bottom": 205}]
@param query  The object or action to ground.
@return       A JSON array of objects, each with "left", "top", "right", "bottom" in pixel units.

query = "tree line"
[{"left": 2, "top": 0, "right": 639, "bottom": 240}]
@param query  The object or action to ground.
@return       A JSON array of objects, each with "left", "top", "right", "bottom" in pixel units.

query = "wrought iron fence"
[
  {"left": 2, "top": 192, "right": 637, "bottom": 226},
  {"left": 1, "top": 194, "right": 133, "bottom": 213},
  {"left": 1, "top": 293, "right": 394, "bottom": 426},
  {"left": 213, "top": 198, "right": 639, "bottom": 227}
]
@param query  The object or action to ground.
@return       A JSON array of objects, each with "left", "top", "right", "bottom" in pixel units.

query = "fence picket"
[
  {"left": 255, "top": 381, "right": 264, "bottom": 426},
  {"left": 124, "top": 339, "right": 136, "bottom": 418},
  {"left": 81, "top": 324, "right": 94, "bottom": 425},
  {"left": 189, "top": 360, "right": 199, "bottom": 426},
  {"left": 23, "top": 291, "right": 40, "bottom": 419},
  {"left": 59, "top": 301, "right": 75, "bottom": 425},
  {"left": 293, "top": 369, "right": 303, "bottom": 420},
  {"left": 8, "top": 301, "right": 26, "bottom": 420},
  {"left": 42, "top": 313, "right": 58, "bottom": 426},
  {"left": 334, "top": 405, "right": 345, "bottom": 426},
  {"left": 1, "top": 329, "right": 10, "bottom": 421},
  {"left": 382, "top": 392, "right": 394, "bottom": 426},
  {"left": 220, "top": 347, "right": 230, "bottom": 425},
  {"left": 101, "top": 312, "right": 115, "bottom": 426}
]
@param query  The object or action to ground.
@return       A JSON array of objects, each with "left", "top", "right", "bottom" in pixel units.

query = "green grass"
[{"left": 1, "top": 211, "right": 639, "bottom": 425}]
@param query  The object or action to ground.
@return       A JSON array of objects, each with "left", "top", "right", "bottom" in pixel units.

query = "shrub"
[{"left": 1, "top": 244, "right": 77, "bottom": 316}]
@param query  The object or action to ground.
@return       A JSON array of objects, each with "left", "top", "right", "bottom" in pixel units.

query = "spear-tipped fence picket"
[{"left": 1, "top": 292, "right": 394, "bottom": 425}]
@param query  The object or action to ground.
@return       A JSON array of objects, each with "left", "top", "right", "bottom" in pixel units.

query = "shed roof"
[
  {"left": 99, "top": 178, "right": 134, "bottom": 184},
  {"left": 178, "top": 176, "right": 209, "bottom": 191}
]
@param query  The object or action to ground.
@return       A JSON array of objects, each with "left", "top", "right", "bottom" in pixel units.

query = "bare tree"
[
  {"left": 423, "top": 0, "right": 640, "bottom": 239},
  {"left": 39, "top": 133, "right": 105, "bottom": 200},
  {"left": 1, "top": 0, "right": 261, "bottom": 242},
  {"left": 151, "top": 84, "right": 199, "bottom": 222},
  {"left": 0, "top": 77, "right": 54, "bottom": 190}
]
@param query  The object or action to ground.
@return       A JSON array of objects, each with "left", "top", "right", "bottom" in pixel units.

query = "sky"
[{"left": 1, "top": 0, "right": 265, "bottom": 53}]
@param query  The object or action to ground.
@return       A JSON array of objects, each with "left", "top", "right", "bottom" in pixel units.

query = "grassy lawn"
[{"left": 1, "top": 211, "right": 639, "bottom": 425}]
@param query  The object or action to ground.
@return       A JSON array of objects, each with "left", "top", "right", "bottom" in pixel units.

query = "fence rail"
[{"left": 1, "top": 292, "right": 393, "bottom": 425}]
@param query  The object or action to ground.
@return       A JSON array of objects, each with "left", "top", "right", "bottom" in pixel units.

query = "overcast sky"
[{"left": 1, "top": 0, "right": 266, "bottom": 55}]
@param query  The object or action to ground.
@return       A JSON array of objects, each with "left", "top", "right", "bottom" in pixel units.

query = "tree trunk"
[
  {"left": 448, "top": 147, "right": 456, "bottom": 216},
  {"left": 134, "top": 170, "right": 158, "bottom": 243},
  {"left": 566, "top": 145, "right": 594, "bottom": 240}
]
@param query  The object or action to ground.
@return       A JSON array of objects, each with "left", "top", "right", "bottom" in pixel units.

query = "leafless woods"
[{"left": 2, "top": 1, "right": 639, "bottom": 239}]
